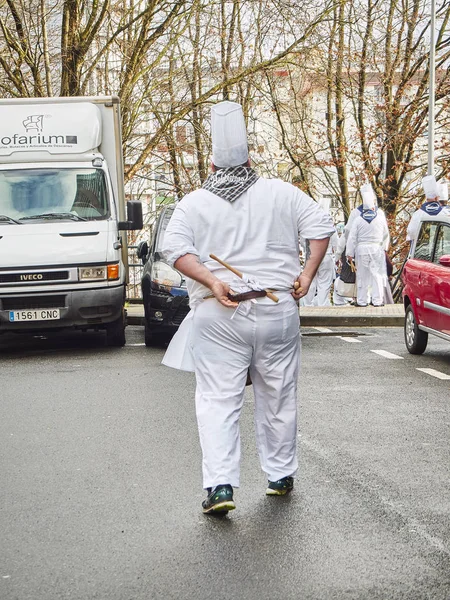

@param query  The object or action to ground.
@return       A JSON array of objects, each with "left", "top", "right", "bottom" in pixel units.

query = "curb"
[
  {"left": 127, "top": 314, "right": 404, "bottom": 328},
  {"left": 298, "top": 315, "right": 404, "bottom": 327},
  {"left": 127, "top": 315, "right": 146, "bottom": 327}
]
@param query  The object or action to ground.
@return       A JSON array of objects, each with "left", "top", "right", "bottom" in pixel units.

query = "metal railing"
[{"left": 127, "top": 244, "right": 144, "bottom": 300}]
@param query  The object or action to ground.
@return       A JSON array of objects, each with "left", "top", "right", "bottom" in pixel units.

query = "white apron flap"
[
  {"left": 334, "top": 277, "right": 356, "bottom": 298},
  {"left": 384, "top": 282, "right": 395, "bottom": 305},
  {"left": 161, "top": 310, "right": 195, "bottom": 372}
]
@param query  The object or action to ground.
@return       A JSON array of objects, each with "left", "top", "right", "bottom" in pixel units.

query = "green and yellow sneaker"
[
  {"left": 266, "top": 476, "right": 294, "bottom": 496},
  {"left": 202, "top": 484, "right": 235, "bottom": 514}
]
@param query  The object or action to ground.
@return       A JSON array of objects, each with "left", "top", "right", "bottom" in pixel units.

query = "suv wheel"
[
  {"left": 404, "top": 304, "right": 428, "bottom": 354},
  {"left": 105, "top": 314, "right": 126, "bottom": 347},
  {"left": 144, "top": 321, "right": 153, "bottom": 347},
  {"left": 144, "top": 321, "right": 166, "bottom": 347}
]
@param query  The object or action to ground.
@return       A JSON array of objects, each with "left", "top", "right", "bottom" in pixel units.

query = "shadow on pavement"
[{"left": 0, "top": 329, "right": 111, "bottom": 357}]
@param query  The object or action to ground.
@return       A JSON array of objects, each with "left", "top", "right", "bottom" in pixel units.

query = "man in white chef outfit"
[
  {"left": 406, "top": 176, "right": 449, "bottom": 255},
  {"left": 346, "top": 183, "right": 390, "bottom": 307},
  {"left": 333, "top": 189, "right": 388, "bottom": 306},
  {"left": 336, "top": 186, "right": 389, "bottom": 258},
  {"left": 161, "top": 101, "right": 335, "bottom": 515},
  {"left": 301, "top": 198, "right": 338, "bottom": 306}
]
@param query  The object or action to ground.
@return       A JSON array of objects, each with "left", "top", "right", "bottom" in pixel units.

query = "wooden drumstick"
[{"left": 209, "top": 253, "right": 279, "bottom": 303}]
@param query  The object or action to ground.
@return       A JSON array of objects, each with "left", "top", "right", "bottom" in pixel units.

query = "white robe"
[
  {"left": 161, "top": 177, "right": 335, "bottom": 488},
  {"left": 406, "top": 206, "right": 450, "bottom": 254},
  {"left": 346, "top": 213, "right": 390, "bottom": 306},
  {"left": 162, "top": 178, "right": 335, "bottom": 371},
  {"left": 301, "top": 233, "right": 338, "bottom": 306},
  {"left": 338, "top": 206, "right": 388, "bottom": 253}
]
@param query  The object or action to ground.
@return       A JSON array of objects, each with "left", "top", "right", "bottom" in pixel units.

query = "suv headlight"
[{"left": 151, "top": 261, "right": 182, "bottom": 288}]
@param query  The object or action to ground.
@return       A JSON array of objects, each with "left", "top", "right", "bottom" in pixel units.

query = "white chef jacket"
[
  {"left": 300, "top": 231, "right": 337, "bottom": 255},
  {"left": 337, "top": 206, "right": 388, "bottom": 256},
  {"left": 406, "top": 206, "right": 450, "bottom": 242},
  {"left": 346, "top": 212, "right": 390, "bottom": 257},
  {"left": 327, "top": 232, "right": 339, "bottom": 254},
  {"left": 162, "top": 178, "right": 336, "bottom": 305}
]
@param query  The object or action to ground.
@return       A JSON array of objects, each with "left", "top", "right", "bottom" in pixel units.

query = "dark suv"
[{"left": 137, "top": 205, "right": 189, "bottom": 346}]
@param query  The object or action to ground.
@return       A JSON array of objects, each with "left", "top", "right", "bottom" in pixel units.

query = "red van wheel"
[{"left": 404, "top": 305, "right": 428, "bottom": 354}]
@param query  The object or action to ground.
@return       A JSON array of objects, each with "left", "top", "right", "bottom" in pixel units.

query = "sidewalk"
[{"left": 126, "top": 302, "right": 405, "bottom": 327}]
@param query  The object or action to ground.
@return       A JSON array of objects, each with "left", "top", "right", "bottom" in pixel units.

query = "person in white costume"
[
  {"left": 161, "top": 101, "right": 335, "bottom": 515},
  {"left": 406, "top": 176, "right": 449, "bottom": 255},
  {"left": 333, "top": 191, "right": 387, "bottom": 306},
  {"left": 346, "top": 183, "right": 390, "bottom": 307},
  {"left": 336, "top": 188, "right": 389, "bottom": 258},
  {"left": 331, "top": 223, "right": 352, "bottom": 305},
  {"left": 301, "top": 198, "right": 338, "bottom": 306}
]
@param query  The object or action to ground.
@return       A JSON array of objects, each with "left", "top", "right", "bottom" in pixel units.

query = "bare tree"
[{"left": 0, "top": 0, "right": 338, "bottom": 198}]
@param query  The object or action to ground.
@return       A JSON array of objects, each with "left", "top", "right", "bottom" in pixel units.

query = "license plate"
[{"left": 9, "top": 309, "right": 60, "bottom": 322}]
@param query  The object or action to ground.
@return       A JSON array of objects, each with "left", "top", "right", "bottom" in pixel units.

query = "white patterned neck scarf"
[{"left": 202, "top": 166, "right": 259, "bottom": 203}]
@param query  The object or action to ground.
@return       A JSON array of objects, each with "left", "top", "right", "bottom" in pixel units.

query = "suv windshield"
[
  {"left": 155, "top": 206, "right": 175, "bottom": 252},
  {"left": 0, "top": 168, "right": 109, "bottom": 221}
]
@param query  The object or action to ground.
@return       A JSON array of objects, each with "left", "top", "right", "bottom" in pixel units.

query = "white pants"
[
  {"left": 302, "top": 254, "right": 335, "bottom": 306},
  {"left": 355, "top": 245, "right": 386, "bottom": 306},
  {"left": 192, "top": 296, "right": 300, "bottom": 489}
]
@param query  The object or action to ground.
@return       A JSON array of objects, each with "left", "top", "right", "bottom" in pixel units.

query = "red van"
[{"left": 402, "top": 214, "right": 450, "bottom": 353}]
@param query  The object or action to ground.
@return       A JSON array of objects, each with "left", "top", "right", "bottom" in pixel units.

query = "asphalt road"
[{"left": 1, "top": 325, "right": 449, "bottom": 600}]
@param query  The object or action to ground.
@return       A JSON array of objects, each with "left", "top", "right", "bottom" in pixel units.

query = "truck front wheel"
[{"left": 105, "top": 315, "right": 126, "bottom": 347}]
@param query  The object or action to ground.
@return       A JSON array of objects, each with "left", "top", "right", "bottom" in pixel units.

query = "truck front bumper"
[{"left": 0, "top": 285, "right": 124, "bottom": 333}]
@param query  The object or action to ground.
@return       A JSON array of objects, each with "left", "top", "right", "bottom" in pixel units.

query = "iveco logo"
[{"left": 20, "top": 274, "right": 43, "bottom": 281}]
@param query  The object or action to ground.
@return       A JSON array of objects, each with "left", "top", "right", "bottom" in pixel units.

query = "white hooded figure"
[
  {"left": 336, "top": 184, "right": 388, "bottom": 257},
  {"left": 346, "top": 183, "right": 390, "bottom": 306},
  {"left": 301, "top": 198, "right": 338, "bottom": 306},
  {"left": 406, "top": 175, "right": 449, "bottom": 249},
  {"left": 333, "top": 185, "right": 387, "bottom": 305},
  {"left": 332, "top": 222, "right": 352, "bottom": 305},
  {"left": 161, "top": 100, "right": 335, "bottom": 504}
]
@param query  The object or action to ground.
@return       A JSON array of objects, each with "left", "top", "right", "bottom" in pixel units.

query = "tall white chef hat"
[
  {"left": 438, "top": 179, "right": 448, "bottom": 202},
  {"left": 317, "top": 197, "right": 331, "bottom": 214},
  {"left": 360, "top": 183, "right": 376, "bottom": 210},
  {"left": 211, "top": 101, "right": 248, "bottom": 168},
  {"left": 422, "top": 175, "right": 439, "bottom": 199}
]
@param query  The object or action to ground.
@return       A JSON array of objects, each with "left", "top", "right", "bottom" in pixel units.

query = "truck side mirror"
[
  {"left": 439, "top": 255, "right": 450, "bottom": 267},
  {"left": 119, "top": 201, "right": 143, "bottom": 230}
]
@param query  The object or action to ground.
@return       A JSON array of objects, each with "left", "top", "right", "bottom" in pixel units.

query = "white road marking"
[
  {"left": 371, "top": 349, "right": 404, "bottom": 359},
  {"left": 338, "top": 336, "right": 362, "bottom": 343},
  {"left": 313, "top": 327, "right": 332, "bottom": 333},
  {"left": 126, "top": 343, "right": 146, "bottom": 347},
  {"left": 416, "top": 368, "right": 450, "bottom": 381}
]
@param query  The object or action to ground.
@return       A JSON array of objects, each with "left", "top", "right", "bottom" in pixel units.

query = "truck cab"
[{"left": 0, "top": 97, "right": 142, "bottom": 346}]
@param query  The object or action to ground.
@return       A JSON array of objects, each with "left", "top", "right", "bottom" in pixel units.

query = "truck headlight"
[
  {"left": 78, "top": 266, "right": 107, "bottom": 281},
  {"left": 151, "top": 261, "right": 182, "bottom": 288}
]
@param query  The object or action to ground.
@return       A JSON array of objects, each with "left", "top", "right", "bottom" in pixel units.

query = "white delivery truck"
[{"left": 0, "top": 96, "right": 142, "bottom": 346}]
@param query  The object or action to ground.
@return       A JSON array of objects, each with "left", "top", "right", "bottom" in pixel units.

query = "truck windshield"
[{"left": 0, "top": 168, "right": 109, "bottom": 221}]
